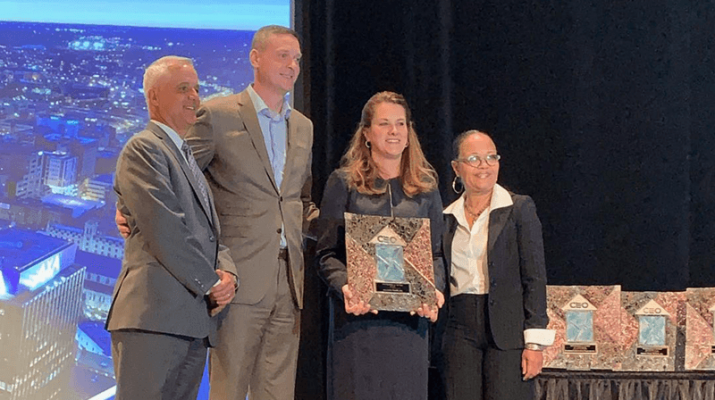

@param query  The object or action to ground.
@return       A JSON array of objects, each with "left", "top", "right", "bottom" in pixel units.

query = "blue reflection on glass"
[
  {"left": 639, "top": 315, "right": 666, "bottom": 346},
  {"left": 375, "top": 244, "right": 404, "bottom": 282},
  {"left": 566, "top": 310, "right": 594, "bottom": 342}
]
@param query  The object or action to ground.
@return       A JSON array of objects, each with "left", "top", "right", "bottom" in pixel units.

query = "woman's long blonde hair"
[{"left": 340, "top": 91, "right": 438, "bottom": 197}]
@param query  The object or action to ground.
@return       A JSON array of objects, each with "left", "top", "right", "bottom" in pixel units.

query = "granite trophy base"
[
  {"left": 344, "top": 212, "right": 436, "bottom": 312},
  {"left": 620, "top": 291, "right": 685, "bottom": 371},
  {"left": 684, "top": 288, "right": 715, "bottom": 371},
  {"left": 545, "top": 286, "right": 715, "bottom": 372},
  {"left": 545, "top": 285, "right": 625, "bottom": 370}
]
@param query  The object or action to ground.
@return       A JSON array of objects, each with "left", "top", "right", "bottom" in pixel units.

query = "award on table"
[{"left": 344, "top": 212, "right": 437, "bottom": 312}]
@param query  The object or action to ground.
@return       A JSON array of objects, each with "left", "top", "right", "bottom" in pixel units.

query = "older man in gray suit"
[
  {"left": 108, "top": 56, "right": 237, "bottom": 400},
  {"left": 186, "top": 25, "right": 317, "bottom": 400}
]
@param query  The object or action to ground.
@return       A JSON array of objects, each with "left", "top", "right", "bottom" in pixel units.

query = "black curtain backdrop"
[
  {"left": 295, "top": 1, "right": 715, "bottom": 399},
  {"left": 301, "top": 0, "right": 715, "bottom": 291}
]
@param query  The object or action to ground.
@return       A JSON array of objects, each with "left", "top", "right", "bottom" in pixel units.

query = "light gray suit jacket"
[
  {"left": 107, "top": 121, "right": 236, "bottom": 344},
  {"left": 186, "top": 88, "right": 316, "bottom": 309}
]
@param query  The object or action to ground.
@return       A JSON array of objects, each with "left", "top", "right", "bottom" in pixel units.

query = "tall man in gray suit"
[
  {"left": 186, "top": 25, "right": 317, "bottom": 400},
  {"left": 108, "top": 56, "right": 238, "bottom": 400}
]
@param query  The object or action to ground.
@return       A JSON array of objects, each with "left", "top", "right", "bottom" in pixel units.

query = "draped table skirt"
[{"left": 535, "top": 370, "right": 715, "bottom": 400}]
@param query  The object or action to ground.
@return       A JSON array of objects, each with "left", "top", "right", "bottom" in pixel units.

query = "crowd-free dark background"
[
  {"left": 294, "top": 1, "right": 715, "bottom": 399},
  {"left": 298, "top": 0, "right": 715, "bottom": 290}
]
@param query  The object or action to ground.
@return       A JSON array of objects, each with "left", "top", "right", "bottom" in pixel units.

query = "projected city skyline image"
[{"left": 0, "top": 3, "right": 290, "bottom": 395}]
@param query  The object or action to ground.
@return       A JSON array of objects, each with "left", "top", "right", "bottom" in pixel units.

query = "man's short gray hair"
[
  {"left": 251, "top": 25, "right": 300, "bottom": 52},
  {"left": 142, "top": 56, "right": 194, "bottom": 109}
]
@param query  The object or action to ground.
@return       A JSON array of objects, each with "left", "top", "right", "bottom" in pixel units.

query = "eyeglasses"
[{"left": 455, "top": 154, "right": 501, "bottom": 167}]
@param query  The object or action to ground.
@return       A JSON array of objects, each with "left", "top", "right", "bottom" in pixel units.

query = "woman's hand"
[
  {"left": 414, "top": 290, "right": 445, "bottom": 322},
  {"left": 342, "top": 284, "right": 376, "bottom": 316},
  {"left": 521, "top": 348, "right": 544, "bottom": 381}
]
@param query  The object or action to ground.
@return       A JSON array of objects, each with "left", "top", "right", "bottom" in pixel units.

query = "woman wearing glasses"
[{"left": 440, "top": 130, "right": 553, "bottom": 400}]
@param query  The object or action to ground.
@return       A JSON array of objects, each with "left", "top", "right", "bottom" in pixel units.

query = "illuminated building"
[
  {"left": 80, "top": 174, "right": 114, "bottom": 204},
  {"left": 36, "top": 115, "right": 81, "bottom": 139},
  {"left": 0, "top": 144, "right": 45, "bottom": 200},
  {"left": 0, "top": 198, "right": 64, "bottom": 231},
  {"left": 40, "top": 194, "right": 103, "bottom": 218},
  {"left": 42, "top": 150, "right": 78, "bottom": 196},
  {"left": 65, "top": 138, "right": 99, "bottom": 181},
  {"left": 45, "top": 220, "right": 123, "bottom": 260},
  {"left": 75, "top": 321, "right": 114, "bottom": 379},
  {"left": 0, "top": 229, "right": 85, "bottom": 400},
  {"left": 36, "top": 115, "right": 100, "bottom": 181},
  {"left": 73, "top": 250, "right": 121, "bottom": 321},
  {"left": 0, "top": 195, "right": 102, "bottom": 232}
]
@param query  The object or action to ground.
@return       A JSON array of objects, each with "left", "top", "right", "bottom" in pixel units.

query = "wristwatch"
[{"left": 525, "top": 343, "right": 545, "bottom": 351}]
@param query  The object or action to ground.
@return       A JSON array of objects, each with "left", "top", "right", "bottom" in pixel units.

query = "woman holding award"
[
  {"left": 316, "top": 91, "right": 445, "bottom": 400},
  {"left": 440, "top": 130, "right": 553, "bottom": 400}
]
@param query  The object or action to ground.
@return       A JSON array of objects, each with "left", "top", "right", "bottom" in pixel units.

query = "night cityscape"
[{"left": 0, "top": 20, "right": 257, "bottom": 400}]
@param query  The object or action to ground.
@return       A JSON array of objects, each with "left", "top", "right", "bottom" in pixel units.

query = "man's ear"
[
  {"left": 249, "top": 49, "right": 260, "bottom": 69},
  {"left": 147, "top": 88, "right": 157, "bottom": 107}
]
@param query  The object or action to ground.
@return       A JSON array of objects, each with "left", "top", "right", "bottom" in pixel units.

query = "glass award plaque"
[
  {"left": 344, "top": 212, "right": 436, "bottom": 312},
  {"left": 563, "top": 294, "right": 598, "bottom": 354}
]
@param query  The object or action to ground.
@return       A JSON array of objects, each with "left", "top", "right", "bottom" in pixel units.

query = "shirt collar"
[
  {"left": 246, "top": 84, "right": 292, "bottom": 120},
  {"left": 444, "top": 183, "right": 514, "bottom": 217},
  {"left": 152, "top": 120, "right": 184, "bottom": 153}
]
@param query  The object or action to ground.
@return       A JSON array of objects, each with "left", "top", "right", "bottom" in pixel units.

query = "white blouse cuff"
[{"left": 524, "top": 329, "right": 555, "bottom": 346}]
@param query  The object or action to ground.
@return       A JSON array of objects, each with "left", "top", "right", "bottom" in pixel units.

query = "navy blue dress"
[{"left": 316, "top": 170, "right": 445, "bottom": 400}]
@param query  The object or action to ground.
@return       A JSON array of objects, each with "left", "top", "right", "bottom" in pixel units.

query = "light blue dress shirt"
[{"left": 246, "top": 85, "right": 291, "bottom": 248}]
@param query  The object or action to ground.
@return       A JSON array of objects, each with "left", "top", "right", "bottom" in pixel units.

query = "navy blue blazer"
[{"left": 442, "top": 193, "right": 549, "bottom": 350}]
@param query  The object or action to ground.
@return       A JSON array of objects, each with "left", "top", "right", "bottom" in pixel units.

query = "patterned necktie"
[{"left": 181, "top": 141, "right": 210, "bottom": 208}]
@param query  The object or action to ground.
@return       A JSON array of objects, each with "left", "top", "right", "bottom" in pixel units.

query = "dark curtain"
[
  {"left": 295, "top": 1, "right": 715, "bottom": 399},
  {"left": 301, "top": 0, "right": 715, "bottom": 291}
]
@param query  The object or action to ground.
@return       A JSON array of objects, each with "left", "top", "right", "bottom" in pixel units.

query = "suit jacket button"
[
  {"left": 209, "top": 236, "right": 215, "bottom": 242},
  {"left": 489, "top": 299, "right": 495, "bottom": 306},
  {"left": 277, "top": 228, "right": 282, "bottom": 234}
]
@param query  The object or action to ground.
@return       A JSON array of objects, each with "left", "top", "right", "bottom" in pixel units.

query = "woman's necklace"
[{"left": 464, "top": 198, "right": 489, "bottom": 222}]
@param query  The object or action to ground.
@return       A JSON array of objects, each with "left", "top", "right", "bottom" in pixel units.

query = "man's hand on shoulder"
[{"left": 115, "top": 208, "right": 131, "bottom": 238}]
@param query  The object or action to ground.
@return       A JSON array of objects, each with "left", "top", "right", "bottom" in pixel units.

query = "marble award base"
[
  {"left": 545, "top": 285, "right": 624, "bottom": 371},
  {"left": 620, "top": 291, "right": 685, "bottom": 371},
  {"left": 545, "top": 285, "right": 715, "bottom": 372},
  {"left": 684, "top": 288, "right": 715, "bottom": 371},
  {"left": 344, "top": 212, "right": 436, "bottom": 312}
]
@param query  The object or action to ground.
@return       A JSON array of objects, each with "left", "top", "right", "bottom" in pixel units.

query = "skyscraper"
[
  {"left": 0, "top": 229, "right": 85, "bottom": 400},
  {"left": 0, "top": 144, "right": 44, "bottom": 200}
]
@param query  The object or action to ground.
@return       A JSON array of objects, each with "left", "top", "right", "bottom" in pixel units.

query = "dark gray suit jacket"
[
  {"left": 107, "top": 121, "right": 236, "bottom": 344},
  {"left": 443, "top": 193, "right": 549, "bottom": 350},
  {"left": 186, "top": 88, "right": 316, "bottom": 309}
]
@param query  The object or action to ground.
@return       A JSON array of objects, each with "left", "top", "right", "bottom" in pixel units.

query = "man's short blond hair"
[{"left": 251, "top": 25, "right": 300, "bottom": 52}]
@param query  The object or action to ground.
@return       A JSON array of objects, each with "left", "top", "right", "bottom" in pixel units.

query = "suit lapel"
[
  {"left": 147, "top": 122, "right": 216, "bottom": 228},
  {"left": 281, "top": 117, "right": 297, "bottom": 193},
  {"left": 238, "top": 91, "right": 279, "bottom": 193},
  {"left": 443, "top": 214, "right": 458, "bottom": 287},
  {"left": 487, "top": 205, "right": 512, "bottom": 253}
]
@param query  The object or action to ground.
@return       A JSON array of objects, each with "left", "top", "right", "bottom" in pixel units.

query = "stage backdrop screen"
[{"left": 0, "top": 2, "right": 292, "bottom": 399}]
